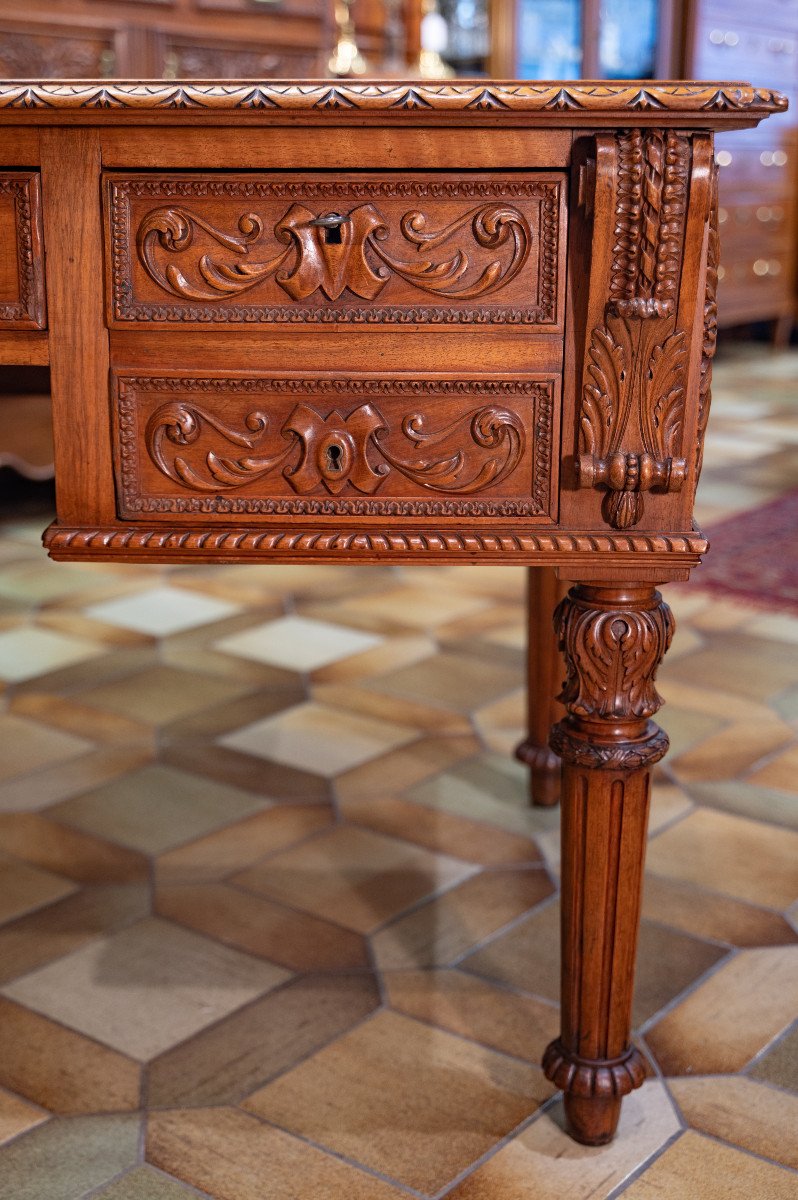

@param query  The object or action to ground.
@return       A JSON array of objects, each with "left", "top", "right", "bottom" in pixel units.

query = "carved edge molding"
[
  {"left": 108, "top": 177, "right": 560, "bottom": 325},
  {"left": 0, "top": 174, "right": 46, "bottom": 328},
  {"left": 44, "top": 525, "right": 709, "bottom": 561},
  {"left": 0, "top": 81, "right": 786, "bottom": 117},
  {"left": 543, "top": 1040, "right": 648, "bottom": 1100},
  {"left": 114, "top": 375, "right": 554, "bottom": 518}
]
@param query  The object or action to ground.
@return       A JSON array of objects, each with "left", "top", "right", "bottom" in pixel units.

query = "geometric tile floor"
[{"left": 0, "top": 343, "right": 795, "bottom": 1198}]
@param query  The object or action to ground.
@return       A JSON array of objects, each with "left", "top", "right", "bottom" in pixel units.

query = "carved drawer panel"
[
  {"left": 104, "top": 172, "right": 566, "bottom": 329},
  {"left": 0, "top": 173, "right": 46, "bottom": 330},
  {"left": 111, "top": 371, "right": 559, "bottom": 522}
]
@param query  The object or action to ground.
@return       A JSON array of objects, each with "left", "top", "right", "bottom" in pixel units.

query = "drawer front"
[
  {"left": 0, "top": 172, "right": 46, "bottom": 330},
  {"left": 105, "top": 172, "right": 566, "bottom": 329},
  {"left": 111, "top": 371, "right": 559, "bottom": 522}
]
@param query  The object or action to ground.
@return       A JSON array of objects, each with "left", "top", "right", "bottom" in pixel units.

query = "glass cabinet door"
[
  {"left": 517, "top": 0, "right": 582, "bottom": 78},
  {"left": 597, "top": 0, "right": 659, "bottom": 78}
]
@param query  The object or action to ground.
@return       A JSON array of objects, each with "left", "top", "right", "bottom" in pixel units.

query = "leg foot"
[{"left": 564, "top": 1094, "right": 622, "bottom": 1146}]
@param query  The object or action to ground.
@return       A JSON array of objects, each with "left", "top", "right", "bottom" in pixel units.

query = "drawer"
[
  {"left": 111, "top": 370, "right": 559, "bottom": 523},
  {"left": 0, "top": 172, "right": 46, "bottom": 330},
  {"left": 104, "top": 172, "right": 566, "bottom": 330}
]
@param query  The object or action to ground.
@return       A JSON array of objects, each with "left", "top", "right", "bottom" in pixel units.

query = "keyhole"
[
  {"left": 326, "top": 444, "right": 343, "bottom": 472},
  {"left": 324, "top": 224, "right": 342, "bottom": 245}
]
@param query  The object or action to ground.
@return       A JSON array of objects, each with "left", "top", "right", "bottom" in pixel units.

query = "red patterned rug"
[{"left": 692, "top": 489, "right": 798, "bottom": 613}]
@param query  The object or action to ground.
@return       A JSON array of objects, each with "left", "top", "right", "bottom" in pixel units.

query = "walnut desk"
[{"left": 0, "top": 79, "right": 785, "bottom": 1146}]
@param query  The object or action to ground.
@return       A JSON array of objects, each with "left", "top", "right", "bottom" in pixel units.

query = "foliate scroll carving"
[
  {"left": 144, "top": 399, "right": 525, "bottom": 498},
  {"left": 0, "top": 174, "right": 46, "bottom": 329},
  {"left": 578, "top": 131, "right": 693, "bottom": 529},
  {"left": 109, "top": 176, "right": 560, "bottom": 325},
  {"left": 551, "top": 585, "right": 674, "bottom": 771}
]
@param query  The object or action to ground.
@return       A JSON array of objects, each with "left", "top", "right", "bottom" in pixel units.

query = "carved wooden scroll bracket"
[{"left": 577, "top": 130, "right": 699, "bottom": 530}]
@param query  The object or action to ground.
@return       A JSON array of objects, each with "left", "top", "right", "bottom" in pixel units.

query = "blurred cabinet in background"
[{"left": 685, "top": 0, "right": 797, "bottom": 340}]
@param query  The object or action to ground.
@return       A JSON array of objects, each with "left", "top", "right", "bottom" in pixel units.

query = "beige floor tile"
[
  {"left": 147, "top": 1107, "right": 407, "bottom": 1200},
  {"left": 0, "top": 854, "right": 77, "bottom": 925},
  {"left": 0, "top": 997, "right": 141, "bottom": 1113},
  {"left": 339, "top": 793, "right": 543, "bottom": 865},
  {"left": 0, "top": 884, "right": 150, "bottom": 986},
  {"left": 749, "top": 743, "right": 798, "bottom": 794},
  {"left": 214, "top": 614, "right": 382, "bottom": 671},
  {"left": 0, "top": 1113, "right": 141, "bottom": 1200},
  {"left": 76, "top": 665, "right": 254, "bottom": 728},
  {"left": 643, "top": 875, "right": 798, "bottom": 948},
  {"left": 686, "top": 779, "right": 798, "bottom": 831},
  {"left": 385, "top": 968, "right": 559, "bottom": 1063},
  {"left": 665, "top": 635, "right": 798, "bottom": 701},
  {"left": 0, "top": 625, "right": 105, "bottom": 682},
  {"left": 648, "top": 782, "right": 694, "bottom": 835},
  {"left": 90, "top": 1166, "right": 202, "bottom": 1199},
  {"left": 1, "top": 917, "right": 290, "bottom": 1061},
  {"left": 671, "top": 1076, "right": 798, "bottom": 1169},
  {"left": 335, "top": 733, "right": 482, "bottom": 804},
  {"left": 156, "top": 881, "right": 370, "bottom": 971},
  {"left": 220, "top": 701, "right": 417, "bottom": 777},
  {"left": 310, "top": 678, "right": 472, "bottom": 735},
  {"left": 10, "top": 691, "right": 155, "bottom": 749},
  {"left": 49, "top": 765, "right": 270, "bottom": 854},
  {"left": 749, "top": 1024, "right": 798, "bottom": 1093},
  {"left": 372, "top": 868, "right": 555, "bottom": 968},
  {"left": 0, "top": 560, "right": 122, "bottom": 604},
  {"left": 0, "top": 713, "right": 93, "bottom": 784},
  {"left": 407, "top": 752, "right": 561, "bottom": 838},
  {"left": 447, "top": 1081, "right": 680, "bottom": 1200},
  {"left": 646, "top": 808, "right": 798, "bottom": 908},
  {"left": 311, "top": 632, "right": 436, "bottom": 684},
  {"left": 671, "top": 719, "right": 795, "bottom": 782},
  {"left": 0, "top": 1087, "right": 47, "bottom": 1146},
  {"left": 243, "top": 1009, "right": 552, "bottom": 1193},
  {"left": 367, "top": 650, "right": 521, "bottom": 715},
  {"left": 328, "top": 583, "right": 491, "bottom": 631},
  {"left": 646, "top": 947, "right": 798, "bottom": 1075},
  {"left": 619, "top": 1130, "right": 798, "bottom": 1200},
  {"left": 155, "top": 803, "right": 334, "bottom": 885},
  {"left": 148, "top": 974, "right": 380, "bottom": 1108},
  {"left": 84, "top": 585, "right": 241, "bottom": 636},
  {"left": 233, "top": 824, "right": 474, "bottom": 934}
]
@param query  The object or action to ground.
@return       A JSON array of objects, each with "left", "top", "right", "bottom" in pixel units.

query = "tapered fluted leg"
[
  {"left": 542, "top": 583, "right": 673, "bottom": 1145},
  {"left": 515, "top": 568, "right": 568, "bottom": 806}
]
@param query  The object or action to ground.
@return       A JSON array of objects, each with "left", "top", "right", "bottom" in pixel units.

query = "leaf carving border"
[
  {"left": 0, "top": 174, "right": 46, "bottom": 328},
  {"left": 114, "top": 374, "right": 556, "bottom": 518},
  {"left": 108, "top": 177, "right": 561, "bottom": 325},
  {"left": 0, "top": 81, "right": 786, "bottom": 117}
]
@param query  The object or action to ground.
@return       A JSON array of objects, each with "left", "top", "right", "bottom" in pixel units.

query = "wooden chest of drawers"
[{"left": 0, "top": 78, "right": 785, "bottom": 1149}]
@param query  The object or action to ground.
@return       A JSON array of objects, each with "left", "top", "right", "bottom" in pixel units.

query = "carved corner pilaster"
[{"left": 576, "top": 130, "right": 709, "bottom": 530}]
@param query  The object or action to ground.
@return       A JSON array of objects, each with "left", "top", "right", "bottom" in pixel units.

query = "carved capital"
[
  {"left": 543, "top": 1039, "right": 648, "bottom": 1100},
  {"left": 550, "top": 584, "right": 673, "bottom": 768}
]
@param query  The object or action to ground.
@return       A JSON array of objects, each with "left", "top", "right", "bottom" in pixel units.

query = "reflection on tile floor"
[{"left": 0, "top": 345, "right": 796, "bottom": 1197}]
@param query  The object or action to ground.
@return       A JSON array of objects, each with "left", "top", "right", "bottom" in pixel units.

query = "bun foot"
[{"left": 564, "top": 1094, "right": 622, "bottom": 1146}]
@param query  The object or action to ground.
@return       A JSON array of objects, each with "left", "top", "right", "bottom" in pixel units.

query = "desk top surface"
[{"left": 0, "top": 79, "right": 787, "bottom": 129}]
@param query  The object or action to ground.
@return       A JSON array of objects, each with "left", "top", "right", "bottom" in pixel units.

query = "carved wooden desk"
[{"left": 0, "top": 78, "right": 785, "bottom": 1146}]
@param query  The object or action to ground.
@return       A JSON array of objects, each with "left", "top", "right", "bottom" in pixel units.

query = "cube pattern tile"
[{"left": 0, "top": 347, "right": 796, "bottom": 1196}]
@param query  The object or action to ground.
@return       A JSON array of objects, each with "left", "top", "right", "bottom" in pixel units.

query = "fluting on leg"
[{"left": 515, "top": 567, "right": 567, "bottom": 807}]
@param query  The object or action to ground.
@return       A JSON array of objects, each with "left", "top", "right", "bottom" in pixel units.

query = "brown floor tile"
[
  {"left": 0, "top": 1087, "right": 47, "bottom": 1145},
  {"left": 0, "top": 883, "right": 149, "bottom": 986},
  {"left": 10, "top": 691, "right": 154, "bottom": 749},
  {"left": 643, "top": 875, "right": 798, "bottom": 948},
  {"left": 664, "top": 635, "right": 798, "bottom": 702},
  {"left": 685, "top": 778, "right": 798, "bottom": 831},
  {"left": 0, "top": 854, "right": 77, "bottom": 925},
  {"left": 75, "top": 665, "right": 255, "bottom": 728},
  {"left": 372, "top": 868, "right": 555, "bottom": 969},
  {"left": 243, "top": 1009, "right": 552, "bottom": 1193},
  {"left": 619, "top": 1130, "right": 798, "bottom": 1200},
  {"left": 365, "top": 649, "right": 521, "bottom": 715},
  {"left": 155, "top": 804, "right": 335, "bottom": 886},
  {"left": 49, "top": 765, "right": 270, "bottom": 855},
  {"left": 232, "top": 824, "right": 474, "bottom": 935},
  {"left": 446, "top": 1081, "right": 680, "bottom": 1200},
  {"left": 0, "top": 812, "right": 148, "bottom": 885},
  {"left": 0, "top": 712, "right": 93, "bottom": 783},
  {"left": 311, "top": 632, "right": 436, "bottom": 684},
  {"left": 310, "top": 679, "right": 472, "bottom": 736},
  {"left": 0, "top": 1113, "right": 141, "bottom": 1200},
  {"left": 335, "top": 733, "right": 481, "bottom": 804},
  {"left": 671, "top": 1076, "right": 798, "bottom": 1169},
  {"left": 0, "top": 996, "right": 141, "bottom": 1113},
  {"left": 670, "top": 719, "right": 795, "bottom": 782},
  {"left": 148, "top": 974, "right": 380, "bottom": 1108},
  {"left": 90, "top": 1166, "right": 203, "bottom": 1199},
  {"left": 339, "top": 793, "right": 543, "bottom": 866},
  {"left": 161, "top": 739, "right": 330, "bottom": 804},
  {"left": 318, "top": 583, "right": 492, "bottom": 633},
  {"left": 156, "top": 882, "right": 370, "bottom": 971},
  {"left": 646, "top": 947, "right": 798, "bottom": 1075},
  {"left": 462, "top": 903, "right": 726, "bottom": 1027},
  {"left": 749, "top": 1023, "right": 798, "bottom": 1093},
  {"left": 1, "top": 917, "right": 290, "bottom": 1061},
  {"left": 646, "top": 808, "right": 798, "bottom": 909},
  {"left": 749, "top": 742, "right": 798, "bottom": 794},
  {"left": 148, "top": 1107, "right": 407, "bottom": 1200},
  {"left": 385, "top": 968, "right": 559, "bottom": 1063},
  {"left": 0, "top": 745, "right": 154, "bottom": 815}
]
